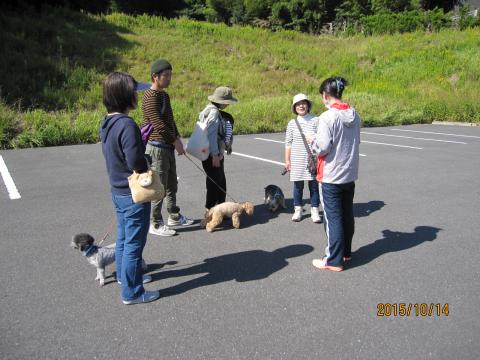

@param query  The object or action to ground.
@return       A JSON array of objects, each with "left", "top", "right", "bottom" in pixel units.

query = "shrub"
[{"left": 361, "top": 9, "right": 452, "bottom": 35}]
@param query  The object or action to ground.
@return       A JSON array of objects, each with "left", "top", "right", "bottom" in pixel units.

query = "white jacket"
[
  {"left": 198, "top": 104, "right": 225, "bottom": 156},
  {"left": 311, "top": 106, "right": 361, "bottom": 184}
]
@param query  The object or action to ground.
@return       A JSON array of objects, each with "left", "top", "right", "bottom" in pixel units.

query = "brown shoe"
[{"left": 312, "top": 258, "right": 343, "bottom": 272}]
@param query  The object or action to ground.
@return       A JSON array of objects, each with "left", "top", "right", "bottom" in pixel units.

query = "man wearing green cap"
[{"left": 141, "top": 59, "right": 193, "bottom": 237}]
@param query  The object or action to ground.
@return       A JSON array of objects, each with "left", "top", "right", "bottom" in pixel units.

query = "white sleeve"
[
  {"left": 285, "top": 120, "right": 293, "bottom": 148},
  {"left": 205, "top": 109, "right": 220, "bottom": 155},
  {"left": 311, "top": 113, "right": 332, "bottom": 156}
]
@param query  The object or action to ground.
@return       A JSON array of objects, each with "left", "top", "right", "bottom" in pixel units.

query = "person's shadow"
[
  {"left": 353, "top": 200, "right": 385, "bottom": 217},
  {"left": 347, "top": 226, "right": 441, "bottom": 270},
  {"left": 151, "top": 244, "right": 314, "bottom": 298}
]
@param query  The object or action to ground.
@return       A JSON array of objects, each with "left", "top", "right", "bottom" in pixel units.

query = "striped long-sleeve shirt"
[
  {"left": 285, "top": 114, "right": 318, "bottom": 181},
  {"left": 141, "top": 89, "right": 180, "bottom": 144}
]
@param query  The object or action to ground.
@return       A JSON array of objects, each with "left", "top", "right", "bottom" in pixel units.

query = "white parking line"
[
  {"left": 254, "top": 137, "right": 367, "bottom": 156},
  {"left": 362, "top": 140, "right": 423, "bottom": 149},
  {"left": 232, "top": 152, "right": 285, "bottom": 166},
  {"left": 361, "top": 132, "right": 467, "bottom": 144},
  {"left": 0, "top": 155, "right": 21, "bottom": 200},
  {"left": 255, "top": 137, "right": 284, "bottom": 144},
  {"left": 391, "top": 128, "right": 480, "bottom": 139}
]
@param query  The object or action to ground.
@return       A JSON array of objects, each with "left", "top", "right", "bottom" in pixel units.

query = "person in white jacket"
[
  {"left": 199, "top": 86, "right": 238, "bottom": 210},
  {"left": 308, "top": 77, "right": 361, "bottom": 272}
]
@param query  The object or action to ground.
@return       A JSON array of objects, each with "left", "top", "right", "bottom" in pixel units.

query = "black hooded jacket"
[{"left": 99, "top": 114, "right": 148, "bottom": 194}]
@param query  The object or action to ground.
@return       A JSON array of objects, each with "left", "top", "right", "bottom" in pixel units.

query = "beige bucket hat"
[
  {"left": 208, "top": 86, "right": 238, "bottom": 104},
  {"left": 291, "top": 93, "right": 312, "bottom": 114}
]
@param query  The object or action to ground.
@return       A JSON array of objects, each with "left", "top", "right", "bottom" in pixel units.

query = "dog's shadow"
[
  {"left": 150, "top": 244, "right": 314, "bottom": 298},
  {"left": 240, "top": 198, "right": 294, "bottom": 229},
  {"left": 346, "top": 226, "right": 441, "bottom": 270}
]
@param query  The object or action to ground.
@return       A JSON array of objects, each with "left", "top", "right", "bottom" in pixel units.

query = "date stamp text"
[{"left": 377, "top": 303, "right": 449, "bottom": 317}]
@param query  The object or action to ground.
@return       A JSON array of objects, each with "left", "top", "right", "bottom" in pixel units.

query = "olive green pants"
[{"left": 145, "top": 144, "right": 180, "bottom": 226}]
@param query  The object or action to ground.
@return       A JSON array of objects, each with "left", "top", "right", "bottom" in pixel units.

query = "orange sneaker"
[{"left": 312, "top": 258, "right": 343, "bottom": 272}]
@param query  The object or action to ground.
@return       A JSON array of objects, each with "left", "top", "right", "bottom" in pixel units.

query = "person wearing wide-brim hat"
[
  {"left": 208, "top": 86, "right": 238, "bottom": 105},
  {"left": 198, "top": 86, "right": 238, "bottom": 210},
  {"left": 285, "top": 93, "right": 322, "bottom": 224}
]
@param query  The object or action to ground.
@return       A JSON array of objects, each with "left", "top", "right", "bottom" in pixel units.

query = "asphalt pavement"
[{"left": 1, "top": 124, "right": 479, "bottom": 360}]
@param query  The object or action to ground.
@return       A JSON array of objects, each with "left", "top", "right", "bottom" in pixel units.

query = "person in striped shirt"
[
  {"left": 141, "top": 59, "right": 193, "bottom": 237},
  {"left": 285, "top": 93, "right": 322, "bottom": 223}
]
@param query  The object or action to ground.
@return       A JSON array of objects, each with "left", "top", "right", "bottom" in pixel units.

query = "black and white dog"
[
  {"left": 71, "top": 233, "right": 147, "bottom": 286},
  {"left": 264, "top": 184, "right": 286, "bottom": 212}
]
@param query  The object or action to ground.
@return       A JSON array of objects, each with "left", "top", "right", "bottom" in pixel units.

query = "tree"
[
  {"left": 335, "top": 0, "right": 371, "bottom": 21},
  {"left": 244, "top": 0, "right": 270, "bottom": 19},
  {"left": 371, "top": 0, "right": 411, "bottom": 13},
  {"left": 205, "top": 0, "right": 247, "bottom": 24},
  {"left": 110, "top": 0, "right": 184, "bottom": 16}
]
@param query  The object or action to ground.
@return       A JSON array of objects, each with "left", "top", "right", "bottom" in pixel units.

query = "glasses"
[{"left": 295, "top": 102, "right": 308, "bottom": 107}]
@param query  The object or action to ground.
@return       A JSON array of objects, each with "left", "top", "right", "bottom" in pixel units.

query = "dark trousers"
[
  {"left": 145, "top": 143, "right": 180, "bottom": 226},
  {"left": 320, "top": 182, "right": 355, "bottom": 266},
  {"left": 293, "top": 180, "right": 320, "bottom": 207},
  {"left": 202, "top": 156, "right": 226, "bottom": 209}
]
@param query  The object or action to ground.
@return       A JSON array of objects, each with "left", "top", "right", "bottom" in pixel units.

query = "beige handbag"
[{"left": 128, "top": 169, "right": 165, "bottom": 204}]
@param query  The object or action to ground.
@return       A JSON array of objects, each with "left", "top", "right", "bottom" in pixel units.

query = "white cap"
[{"left": 291, "top": 93, "right": 312, "bottom": 114}]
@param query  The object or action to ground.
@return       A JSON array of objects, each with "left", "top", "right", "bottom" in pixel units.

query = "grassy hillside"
[{"left": 1, "top": 8, "right": 479, "bottom": 149}]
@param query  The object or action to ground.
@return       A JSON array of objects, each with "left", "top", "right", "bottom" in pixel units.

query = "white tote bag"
[{"left": 186, "top": 120, "right": 210, "bottom": 161}]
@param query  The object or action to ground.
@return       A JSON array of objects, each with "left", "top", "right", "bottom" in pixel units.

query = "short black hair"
[
  {"left": 102, "top": 72, "right": 137, "bottom": 113},
  {"left": 319, "top": 77, "right": 348, "bottom": 99}
]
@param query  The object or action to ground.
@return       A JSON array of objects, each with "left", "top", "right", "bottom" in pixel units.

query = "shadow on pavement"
[
  {"left": 151, "top": 244, "right": 314, "bottom": 298},
  {"left": 346, "top": 226, "right": 441, "bottom": 270},
  {"left": 241, "top": 199, "right": 293, "bottom": 228},
  {"left": 354, "top": 200, "right": 385, "bottom": 217}
]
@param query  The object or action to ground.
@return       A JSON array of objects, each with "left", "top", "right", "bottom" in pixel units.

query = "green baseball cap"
[{"left": 150, "top": 59, "right": 172, "bottom": 75}]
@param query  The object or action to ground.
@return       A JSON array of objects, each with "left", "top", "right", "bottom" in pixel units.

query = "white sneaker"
[
  {"left": 167, "top": 214, "right": 194, "bottom": 226},
  {"left": 122, "top": 290, "right": 160, "bottom": 305},
  {"left": 291, "top": 206, "right": 302, "bottom": 222},
  {"left": 118, "top": 274, "right": 152, "bottom": 285},
  {"left": 149, "top": 224, "right": 176, "bottom": 236},
  {"left": 311, "top": 207, "right": 322, "bottom": 223}
]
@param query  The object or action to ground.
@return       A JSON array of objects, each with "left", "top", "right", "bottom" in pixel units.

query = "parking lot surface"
[{"left": 1, "top": 124, "right": 479, "bottom": 360}]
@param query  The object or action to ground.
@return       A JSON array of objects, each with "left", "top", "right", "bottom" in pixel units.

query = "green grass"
[{"left": 1, "top": 8, "right": 479, "bottom": 149}]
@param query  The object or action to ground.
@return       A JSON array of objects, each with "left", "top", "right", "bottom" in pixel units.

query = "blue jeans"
[
  {"left": 293, "top": 180, "right": 319, "bottom": 207},
  {"left": 112, "top": 193, "right": 151, "bottom": 301},
  {"left": 319, "top": 182, "right": 355, "bottom": 266}
]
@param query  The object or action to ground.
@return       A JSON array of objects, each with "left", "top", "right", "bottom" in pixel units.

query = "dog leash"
[
  {"left": 98, "top": 152, "right": 236, "bottom": 245},
  {"left": 98, "top": 216, "right": 116, "bottom": 246},
  {"left": 183, "top": 153, "right": 238, "bottom": 203}
]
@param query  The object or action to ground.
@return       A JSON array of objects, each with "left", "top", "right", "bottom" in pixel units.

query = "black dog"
[{"left": 264, "top": 185, "right": 286, "bottom": 212}]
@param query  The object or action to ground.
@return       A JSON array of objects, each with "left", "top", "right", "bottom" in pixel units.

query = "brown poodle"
[{"left": 200, "top": 201, "right": 254, "bottom": 232}]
